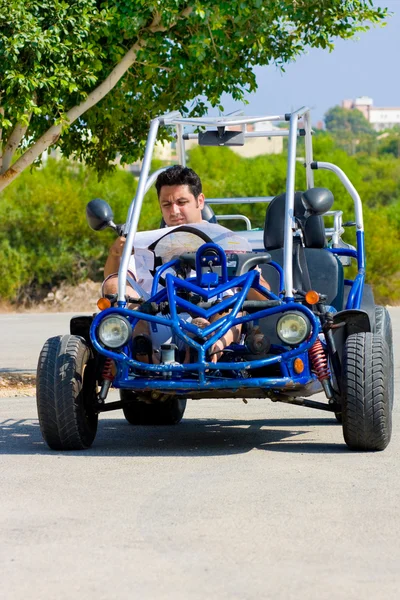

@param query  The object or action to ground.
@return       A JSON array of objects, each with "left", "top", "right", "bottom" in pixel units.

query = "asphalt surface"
[
  {"left": 0, "top": 312, "right": 91, "bottom": 372},
  {"left": 1, "top": 309, "right": 399, "bottom": 599}
]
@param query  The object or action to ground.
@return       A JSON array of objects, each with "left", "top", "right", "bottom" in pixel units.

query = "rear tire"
[
  {"left": 36, "top": 335, "right": 98, "bottom": 450},
  {"left": 374, "top": 305, "right": 394, "bottom": 410},
  {"left": 374, "top": 305, "right": 392, "bottom": 340},
  {"left": 341, "top": 332, "right": 392, "bottom": 451},
  {"left": 120, "top": 390, "right": 186, "bottom": 425}
]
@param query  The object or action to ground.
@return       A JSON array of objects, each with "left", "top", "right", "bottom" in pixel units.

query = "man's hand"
[
  {"left": 104, "top": 236, "right": 133, "bottom": 278},
  {"left": 109, "top": 236, "right": 129, "bottom": 258}
]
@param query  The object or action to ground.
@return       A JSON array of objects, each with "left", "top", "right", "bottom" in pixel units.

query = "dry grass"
[{"left": 0, "top": 372, "right": 36, "bottom": 397}]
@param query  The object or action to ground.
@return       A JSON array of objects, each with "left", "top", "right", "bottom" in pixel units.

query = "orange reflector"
[
  {"left": 305, "top": 290, "right": 320, "bottom": 305},
  {"left": 97, "top": 297, "right": 111, "bottom": 310},
  {"left": 294, "top": 358, "right": 304, "bottom": 374}
]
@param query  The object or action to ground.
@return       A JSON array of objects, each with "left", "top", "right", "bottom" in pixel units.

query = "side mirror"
[
  {"left": 86, "top": 198, "right": 115, "bottom": 231},
  {"left": 302, "top": 188, "right": 334, "bottom": 216}
]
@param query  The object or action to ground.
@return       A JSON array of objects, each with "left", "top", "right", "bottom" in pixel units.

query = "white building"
[{"left": 342, "top": 97, "right": 400, "bottom": 131}]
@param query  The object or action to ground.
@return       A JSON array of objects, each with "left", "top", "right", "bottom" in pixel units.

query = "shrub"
[
  {"left": 0, "top": 159, "right": 137, "bottom": 302},
  {"left": 1, "top": 138, "right": 399, "bottom": 305}
]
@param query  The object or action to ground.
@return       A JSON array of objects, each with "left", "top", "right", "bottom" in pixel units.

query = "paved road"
[
  {"left": 1, "top": 309, "right": 399, "bottom": 599},
  {"left": 0, "top": 312, "right": 91, "bottom": 372}
]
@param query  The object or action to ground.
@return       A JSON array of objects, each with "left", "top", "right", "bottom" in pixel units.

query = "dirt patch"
[
  {"left": 0, "top": 280, "right": 101, "bottom": 313},
  {"left": 0, "top": 372, "right": 36, "bottom": 397}
]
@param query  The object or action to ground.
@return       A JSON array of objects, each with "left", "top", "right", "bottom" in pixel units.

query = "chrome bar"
[
  {"left": 324, "top": 210, "right": 344, "bottom": 245},
  {"left": 126, "top": 166, "right": 168, "bottom": 226},
  {"left": 144, "top": 167, "right": 168, "bottom": 195},
  {"left": 162, "top": 115, "right": 286, "bottom": 127},
  {"left": 158, "top": 110, "right": 182, "bottom": 125},
  {"left": 283, "top": 111, "right": 302, "bottom": 298},
  {"left": 215, "top": 214, "right": 252, "bottom": 230},
  {"left": 176, "top": 123, "right": 186, "bottom": 166},
  {"left": 303, "top": 110, "right": 314, "bottom": 189},
  {"left": 183, "top": 130, "right": 292, "bottom": 139},
  {"left": 315, "top": 162, "right": 364, "bottom": 230},
  {"left": 207, "top": 197, "right": 274, "bottom": 205},
  {"left": 118, "top": 118, "right": 160, "bottom": 302}
]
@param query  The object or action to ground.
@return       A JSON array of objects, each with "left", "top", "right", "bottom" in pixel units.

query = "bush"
[
  {"left": 1, "top": 136, "right": 399, "bottom": 305},
  {"left": 0, "top": 159, "right": 138, "bottom": 302}
]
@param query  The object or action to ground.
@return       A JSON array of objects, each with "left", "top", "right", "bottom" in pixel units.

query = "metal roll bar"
[{"left": 116, "top": 106, "right": 342, "bottom": 304}]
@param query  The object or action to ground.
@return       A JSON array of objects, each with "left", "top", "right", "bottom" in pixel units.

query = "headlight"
[
  {"left": 276, "top": 312, "right": 310, "bottom": 346},
  {"left": 98, "top": 315, "right": 132, "bottom": 349}
]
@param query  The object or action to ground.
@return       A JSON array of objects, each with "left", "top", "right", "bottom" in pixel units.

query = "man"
[
  {"left": 103, "top": 165, "right": 268, "bottom": 362},
  {"left": 103, "top": 165, "right": 206, "bottom": 289}
]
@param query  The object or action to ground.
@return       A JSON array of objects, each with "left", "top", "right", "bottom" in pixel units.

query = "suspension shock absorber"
[
  {"left": 308, "top": 338, "right": 333, "bottom": 399},
  {"left": 98, "top": 358, "right": 114, "bottom": 402}
]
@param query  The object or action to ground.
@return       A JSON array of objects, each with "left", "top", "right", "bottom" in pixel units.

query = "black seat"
[
  {"left": 264, "top": 192, "right": 326, "bottom": 250},
  {"left": 160, "top": 203, "right": 217, "bottom": 227},
  {"left": 260, "top": 191, "right": 344, "bottom": 310}
]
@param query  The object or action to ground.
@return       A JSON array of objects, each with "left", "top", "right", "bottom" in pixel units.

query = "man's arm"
[
  {"left": 104, "top": 236, "right": 127, "bottom": 278},
  {"left": 246, "top": 270, "right": 271, "bottom": 301}
]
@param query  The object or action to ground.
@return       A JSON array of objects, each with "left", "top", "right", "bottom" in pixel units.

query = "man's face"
[{"left": 159, "top": 184, "right": 205, "bottom": 227}]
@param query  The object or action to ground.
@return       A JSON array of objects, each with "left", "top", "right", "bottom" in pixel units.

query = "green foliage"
[
  {"left": 325, "top": 106, "right": 375, "bottom": 135},
  {"left": 362, "top": 210, "right": 400, "bottom": 304},
  {"left": 0, "top": 1, "right": 387, "bottom": 181},
  {"left": 323, "top": 107, "right": 400, "bottom": 160},
  {"left": 0, "top": 1, "right": 110, "bottom": 133},
  {"left": 312, "top": 132, "right": 400, "bottom": 210},
  {"left": 0, "top": 159, "right": 137, "bottom": 300},
  {"left": 377, "top": 128, "right": 400, "bottom": 158},
  {"left": 1, "top": 123, "right": 400, "bottom": 305}
]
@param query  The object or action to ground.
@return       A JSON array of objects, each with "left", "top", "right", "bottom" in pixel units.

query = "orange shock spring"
[
  {"left": 102, "top": 358, "right": 115, "bottom": 381},
  {"left": 308, "top": 338, "right": 330, "bottom": 381}
]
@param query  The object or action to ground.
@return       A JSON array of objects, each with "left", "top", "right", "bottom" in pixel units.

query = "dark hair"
[{"left": 155, "top": 165, "right": 202, "bottom": 198}]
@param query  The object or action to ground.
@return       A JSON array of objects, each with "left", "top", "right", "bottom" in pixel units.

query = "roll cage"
[{"left": 116, "top": 107, "right": 365, "bottom": 309}]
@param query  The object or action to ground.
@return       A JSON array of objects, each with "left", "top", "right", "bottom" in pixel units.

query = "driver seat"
[
  {"left": 160, "top": 203, "right": 217, "bottom": 227},
  {"left": 260, "top": 191, "right": 344, "bottom": 310}
]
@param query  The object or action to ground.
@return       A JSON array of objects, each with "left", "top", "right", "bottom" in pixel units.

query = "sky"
[{"left": 218, "top": 0, "right": 400, "bottom": 125}]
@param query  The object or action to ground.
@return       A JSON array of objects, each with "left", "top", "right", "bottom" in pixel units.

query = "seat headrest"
[
  {"left": 264, "top": 192, "right": 304, "bottom": 250},
  {"left": 264, "top": 192, "right": 326, "bottom": 250},
  {"left": 201, "top": 203, "right": 217, "bottom": 224}
]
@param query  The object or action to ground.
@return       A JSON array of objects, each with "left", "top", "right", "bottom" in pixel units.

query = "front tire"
[
  {"left": 341, "top": 332, "right": 392, "bottom": 451},
  {"left": 36, "top": 335, "right": 98, "bottom": 450},
  {"left": 120, "top": 390, "right": 186, "bottom": 425}
]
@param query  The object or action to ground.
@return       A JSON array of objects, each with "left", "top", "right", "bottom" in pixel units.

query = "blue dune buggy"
[{"left": 36, "top": 108, "right": 394, "bottom": 451}]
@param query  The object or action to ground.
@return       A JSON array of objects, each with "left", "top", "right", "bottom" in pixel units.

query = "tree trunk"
[{"left": 0, "top": 8, "right": 192, "bottom": 194}]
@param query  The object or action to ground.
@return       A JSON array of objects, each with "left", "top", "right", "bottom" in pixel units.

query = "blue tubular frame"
[
  {"left": 269, "top": 260, "right": 284, "bottom": 295},
  {"left": 313, "top": 160, "right": 366, "bottom": 312},
  {"left": 90, "top": 243, "right": 321, "bottom": 392},
  {"left": 327, "top": 230, "right": 366, "bottom": 310}
]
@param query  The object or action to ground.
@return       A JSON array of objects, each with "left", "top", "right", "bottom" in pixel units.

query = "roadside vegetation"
[{"left": 0, "top": 125, "right": 399, "bottom": 306}]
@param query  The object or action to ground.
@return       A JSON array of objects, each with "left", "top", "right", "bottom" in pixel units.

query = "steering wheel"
[
  {"left": 149, "top": 226, "right": 213, "bottom": 265},
  {"left": 148, "top": 226, "right": 214, "bottom": 288}
]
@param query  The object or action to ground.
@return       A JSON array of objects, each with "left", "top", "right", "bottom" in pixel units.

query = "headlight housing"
[
  {"left": 276, "top": 312, "right": 310, "bottom": 346},
  {"left": 98, "top": 315, "right": 132, "bottom": 349}
]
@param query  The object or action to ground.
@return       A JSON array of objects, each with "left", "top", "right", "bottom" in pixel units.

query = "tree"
[
  {"left": 377, "top": 127, "right": 400, "bottom": 158},
  {"left": 325, "top": 106, "right": 375, "bottom": 135},
  {"left": 0, "top": 0, "right": 387, "bottom": 193}
]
